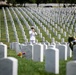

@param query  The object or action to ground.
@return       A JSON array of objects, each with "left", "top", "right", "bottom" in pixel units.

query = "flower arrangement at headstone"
[{"left": 17, "top": 52, "right": 26, "bottom": 58}]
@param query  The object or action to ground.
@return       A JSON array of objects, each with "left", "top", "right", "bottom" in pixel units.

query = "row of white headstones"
[
  {"left": 16, "top": 7, "right": 76, "bottom": 40},
  {"left": 2, "top": 7, "right": 76, "bottom": 43},
  {"left": 10, "top": 41, "right": 76, "bottom": 75},
  {"left": 0, "top": 42, "right": 18, "bottom": 75}
]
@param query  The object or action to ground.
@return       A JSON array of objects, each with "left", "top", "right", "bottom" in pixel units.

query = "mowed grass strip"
[{"left": 0, "top": 9, "right": 7, "bottom": 42}]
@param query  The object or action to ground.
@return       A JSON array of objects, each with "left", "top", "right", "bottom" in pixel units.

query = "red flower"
[{"left": 22, "top": 52, "right": 26, "bottom": 55}]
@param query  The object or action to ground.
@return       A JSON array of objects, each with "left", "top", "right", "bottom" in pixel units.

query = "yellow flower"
[{"left": 17, "top": 52, "right": 22, "bottom": 57}]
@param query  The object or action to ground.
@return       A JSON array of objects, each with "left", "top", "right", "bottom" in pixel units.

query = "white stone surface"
[
  {"left": 0, "top": 57, "right": 18, "bottom": 75},
  {"left": 66, "top": 61, "right": 76, "bottom": 75},
  {"left": 15, "top": 42, "right": 21, "bottom": 54},
  {"left": 0, "top": 43, "right": 7, "bottom": 58},
  {"left": 33, "top": 44, "right": 44, "bottom": 62},
  {"left": 48, "top": 45, "right": 55, "bottom": 49},
  {"left": 67, "top": 44, "right": 72, "bottom": 58},
  {"left": 10, "top": 42, "right": 17, "bottom": 50},
  {"left": 61, "top": 38, "right": 64, "bottom": 43},
  {"left": 56, "top": 44, "right": 67, "bottom": 60},
  {"left": 45, "top": 47, "right": 59, "bottom": 74},
  {"left": 73, "top": 45, "right": 76, "bottom": 60},
  {"left": 43, "top": 43, "right": 47, "bottom": 56},
  {"left": 21, "top": 44, "right": 33, "bottom": 59}
]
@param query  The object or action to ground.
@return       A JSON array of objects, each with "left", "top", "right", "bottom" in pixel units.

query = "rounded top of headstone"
[
  {"left": 46, "top": 47, "right": 59, "bottom": 52},
  {"left": 0, "top": 43, "right": 7, "bottom": 47},
  {"left": 50, "top": 42, "right": 56, "bottom": 45},
  {"left": 21, "top": 44, "right": 25, "bottom": 46},
  {"left": 57, "top": 44, "right": 67, "bottom": 48},
  {"left": 37, "top": 43, "right": 42, "bottom": 45},
  {"left": 73, "top": 45, "right": 76, "bottom": 49},
  {"left": 0, "top": 42, "right": 3, "bottom": 44},
  {"left": 48, "top": 45, "right": 55, "bottom": 49},
  {"left": 67, "top": 61, "right": 76, "bottom": 64},
  {"left": 1, "top": 57, "right": 18, "bottom": 62}
]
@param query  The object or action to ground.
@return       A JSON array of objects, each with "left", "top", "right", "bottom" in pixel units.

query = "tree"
[
  {"left": 7, "top": 0, "right": 16, "bottom": 6},
  {"left": 36, "top": 0, "right": 42, "bottom": 7}
]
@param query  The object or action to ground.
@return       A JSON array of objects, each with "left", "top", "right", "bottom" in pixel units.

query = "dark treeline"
[{"left": 1, "top": 0, "right": 76, "bottom": 7}]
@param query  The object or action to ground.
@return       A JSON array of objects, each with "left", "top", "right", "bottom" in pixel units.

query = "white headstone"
[
  {"left": 50, "top": 26, "right": 52, "bottom": 30},
  {"left": 58, "top": 34, "right": 61, "bottom": 40},
  {"left": 48, "top": 45, "right": 55, "bottom": 49},
  {"left": 0, "top": 57, "right": 18, "bottom": 75},
  {"left": 67, "top": 44, "right": 72, "bottom": 58},
  {"left": 66, "top": 27, "right": 68, "bottom": 32},
  {"left": 55, "top": 24, "right": 57, "bottom": 29},
  {"left": 10, "top": 42, "right": 19, "bottom": 50},
  {"left": 55, "top": 31, "right": 57, "bottom": 36},
  {"left": 14, "top": 42, "right": 21, "bottom": 54},
  {"left": 43, "top": 43, "right": 47, "bottom": 56},
  {"left": 58, "top": 26, "right": 60, "bottom": 31},
  {"left": 0, "top": 43, "right": 7, "bottom": 58},
  {"left": 61, "top": 38, "right": 65, "bottom": 43},
  {"left": 40, "top": 33, "right": 42, "bottom": 38},
  {"left": 64, "top": 32, "right": 66, "bottom": 37},
  {"left": 63, "top": 25, "right": 65, "bottom": 29},
  {"left": 49, "top": 34, "right": 51, "bottom": 39},
  {"left": 51, "top": 38, "right": 55, "bottom": 43},
  {"left": 46, "top": 30, "right": 49, "bottom": 35},
  {"left": 71, "top": 25, "right": 73, "bottom": 29},
  {"left": 69, "top": 29, "right": 72, "bottom": 34},
  {"left": 73, "top": 45, "right": 76, "bottom": 60},
  {"left": 21, "top": 44, "right": 33, "bottom": 59},
  {"left": 44, "top": 27, "right": 46, "bottom": 32},
  {"left": 33, "top": 44, "right": 43, "bottom": 62},
  {"left": 57, "top": 44, "right": 67, "bottom": 60},
  {"left": 66, "top": 61, "right": 76, "bottom": 75},
  {"left": 45, "top": 48, "right": 59, "bottom": 74},
  {"left": 60, "top": 28, "right": 63, "bottom": 33},
  {"left": 52, "top": 28, "right": 55, "bottom": 33}
]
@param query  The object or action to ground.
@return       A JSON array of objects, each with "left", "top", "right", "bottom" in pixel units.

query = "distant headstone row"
[{"left": 2, "top": 7, "right": 76, "bottom": 43}]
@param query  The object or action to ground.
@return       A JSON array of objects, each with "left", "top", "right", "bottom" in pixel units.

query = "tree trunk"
[{"left": 37, "top": 3, "right": 39, "bottom": 7}]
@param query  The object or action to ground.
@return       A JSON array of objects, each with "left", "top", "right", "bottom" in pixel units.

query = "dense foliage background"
[{"left": 0, "top": 0, "right": 76, "bottom": 7}]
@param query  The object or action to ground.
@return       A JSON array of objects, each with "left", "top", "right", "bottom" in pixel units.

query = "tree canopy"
[{"left": 6, "top": 0, "right": 76, "bottom": 6}]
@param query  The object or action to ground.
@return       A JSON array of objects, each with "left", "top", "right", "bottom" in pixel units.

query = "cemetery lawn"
[
  {"left": 0, "top": 7, "right": 73, "bottom": 75},
  {"left": 8, "top": 49, "right": 72, "bottom": 75}
]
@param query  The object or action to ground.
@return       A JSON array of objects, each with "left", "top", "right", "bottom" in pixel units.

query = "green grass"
[
  {"left": 0, "top": 7, "right": 73, "bottom": 75},
  {"left": 0, "top": 9, "right": 6, "bottom": 42},
  {"left": 7, "top": 48, "right": 72, "bottom": 75}
]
